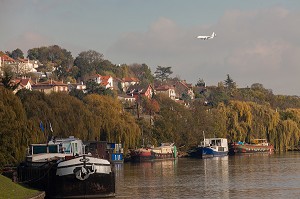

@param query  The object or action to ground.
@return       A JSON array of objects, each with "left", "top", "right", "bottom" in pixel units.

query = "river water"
[{"left": 114, "top": 152, "right": 300, "bottom": 199}]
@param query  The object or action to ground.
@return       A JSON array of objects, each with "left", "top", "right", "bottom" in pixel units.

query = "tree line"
[
  {"left": 2, "top": 46, "right": 300, "bottom": 167},
  {"left": 1, "top": 82, "right": 300, "bottom": 167}
]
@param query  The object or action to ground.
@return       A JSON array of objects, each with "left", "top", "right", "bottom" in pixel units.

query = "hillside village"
[
  {"left": 0, "top": 50, "right": 197, "bottom": 106},
  {"left": 2, "top": 46, "right": 300, "bottom": 169}
]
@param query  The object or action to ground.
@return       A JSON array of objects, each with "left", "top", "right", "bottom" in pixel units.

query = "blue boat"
[{"left": 188, "top": 138, "right": 228, "bottom": 158}]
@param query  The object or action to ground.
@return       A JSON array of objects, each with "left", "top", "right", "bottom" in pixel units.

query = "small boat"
[
  {"left": 130, "top": 143, "right": 177, "bottom": 162},
  {"left": 188, "top": 138, "right": 229, "bottom": 158},
  {"left": 151, "top": 143, "right": 178, "bottom": 159},
  {"left": 17, "top": 136, "right": 115, "bottom": 198},
  {"left": 229, "top": 139, "right": 274, "bottom": 155}
]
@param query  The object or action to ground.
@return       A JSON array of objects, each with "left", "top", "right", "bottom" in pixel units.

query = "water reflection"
[{"left": 115, "top": 153, "right": 300, "bottom": 199}]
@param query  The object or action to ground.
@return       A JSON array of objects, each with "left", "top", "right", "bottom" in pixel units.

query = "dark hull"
[
  {"left": 50, "top": 172, "right": 115, "bottom": 198},
  {"left": 188, "top": 147, "right": 228, "bottom": 159},
  {"left": 229, "top": 144, "right": 274, "bottom": 155},
  {"left": 17, "top": 161, "right": 115, "bottom": 198}
]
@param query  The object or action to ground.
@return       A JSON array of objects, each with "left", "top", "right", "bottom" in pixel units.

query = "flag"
[
  {"left": 49, "top": 121, "right": 53, "bottom": 133},
  {"left": 39, "top": 121, "right": 45, "bottom": 133}
]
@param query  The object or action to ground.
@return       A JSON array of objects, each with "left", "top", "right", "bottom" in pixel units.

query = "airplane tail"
[{"left": 211, "top": 32, "right": 216, "bottom": 38}]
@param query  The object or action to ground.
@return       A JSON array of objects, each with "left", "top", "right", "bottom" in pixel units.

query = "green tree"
[
  {"left": 85, "top": 80, "right": 115, "bottom": 97},
  {"left": 7, "top": 48, "right": 24, "bottom": 59},
  {"left": 196, "top": 78, "right": 206, "bottom": 87},
  {"left": 154, "top": 66, "right": 173, "bottom": 82},
  {"left": 0, "top": 88, "right": 30, "bottom": 166},
  {"left": 0, "top": 66, "right": 20, "bottom": 90},
  {"left": 74, "top": 50, "right": 104, "bottom": 81},
  {"left": 84, "top": 94, "right": 141, "bottom": 150},
  {"left": 27, "top": 45, "right": 74, "bottom": 79},
  {"left": 224, "top": 74, "right": 236, "bottom": 90},
  {"left": 129, "top": 63, "right": 154, "bottom": 85}
]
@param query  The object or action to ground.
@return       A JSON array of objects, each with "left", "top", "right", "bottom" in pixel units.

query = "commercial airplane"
[{"left": 197, "top": 32, "right": 216, "bottom": 40}]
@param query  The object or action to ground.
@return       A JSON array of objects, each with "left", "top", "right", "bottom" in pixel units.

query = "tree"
[
  {"left": 129, "top": 63, "right": 154, "bottom": 85},
  {"left": 27, "top": 45, "right": 74, "bottom": 79},
  {"left": 154, "top": 66, "right": 173, "bottom": 82},
  {"left": 11, "top": 48, "right": 24, "bottom": 59},
  {"left": 224, "top": 74, "right": 236, "bottom": 90},
  {"left": 0, "top": 88, "right": 30, "bottom": 166},
  {"left": 0, "top": 66, "right": 20, "bottom": 91},
  {"left": 74, "top": 50, "right": 104, "bottom": 81},
  {"left": 85, "top": 80, "right": 115, "bottom": 97},
  {"left": 196, "top": 78, "right": 206, "bottom": 87},
  {"left": 6, "top": 48, "right": 24, "bottom": 59},
  {"left": 84, "top": 94, "right": 141, "bottom": 149}
]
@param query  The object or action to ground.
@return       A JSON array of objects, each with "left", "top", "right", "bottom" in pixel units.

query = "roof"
[
  {"left": 123, "top": 77, "right": 140, "bottom": 82},
  {"left": 32, "top": 80, "right": 68, "bottom": 87},
  {"left": 155, "top": 85, "right": 175, "bottom": 91},
  {"left": 0, "top": 53, "right": 16, "bottom": 62},
  {"left": 14, "top": 78, "right": 33, "bottom": 87}
]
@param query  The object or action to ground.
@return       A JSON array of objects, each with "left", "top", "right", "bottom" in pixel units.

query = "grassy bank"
[{"left": 0, "top": 174, "right": 39, "bottom": 199}]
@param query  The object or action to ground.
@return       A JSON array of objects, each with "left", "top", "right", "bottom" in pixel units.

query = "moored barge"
[
  {"left": 130, "top": 143, "right": 177, "bottom": 162},
  {"left": 229, "top": 139, "right": 274, "bottom": 155},
  {"left": 17, "top": 136, "right": 115, "bottom": 198}
]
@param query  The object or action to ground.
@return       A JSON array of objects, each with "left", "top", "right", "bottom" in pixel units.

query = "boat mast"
[{"left": 203, "top": 131, "right": 205, "bottom": 146}]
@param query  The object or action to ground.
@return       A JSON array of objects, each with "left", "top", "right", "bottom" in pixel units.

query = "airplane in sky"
[{"left": 196, "top": 32, "right": 216, "bottom": 40}]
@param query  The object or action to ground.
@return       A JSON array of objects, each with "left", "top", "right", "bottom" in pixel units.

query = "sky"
[{"left": 1, "top": 0, "right": 300, "bottom": 96}]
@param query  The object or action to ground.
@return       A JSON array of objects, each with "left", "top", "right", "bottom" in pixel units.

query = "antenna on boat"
[{"left": 203, "top": 131, "right": 205, "bottom": 146}]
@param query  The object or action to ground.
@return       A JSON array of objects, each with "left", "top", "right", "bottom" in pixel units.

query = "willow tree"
[
  {"left": 84, "top": 94, "right": 140, "bottom": 150},
  {"left": 221, "top": 101, "right": 252, "bottom": 142},
  {"left": 189, "top": 100, "right": 220, "bottom": 146},
  {"left": 0, "top": 88, "right": 30, "bottom": 166},
  {"left": 46, "top": 92, "right": 95, "bottom": 140},
  {"left": 249, "top": 102, "right": 279, "bottom": 146},
  {"left": 153, "top": 94, "right": 193, "bottom": 147},
  {"left": 276, "top": 108, "right": 300, "bottom": 150},
  {"left": 17, "top": 89, "right": 56, "bottom": 143}
]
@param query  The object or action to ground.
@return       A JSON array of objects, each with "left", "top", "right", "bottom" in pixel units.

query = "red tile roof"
[
  {"left": 0, "top": 54, "right": 15, "bottom": 62},
  {"left": 123, "top": 77, "right": 139, "bottom": 82}
]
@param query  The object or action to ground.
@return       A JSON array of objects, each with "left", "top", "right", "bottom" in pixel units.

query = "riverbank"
[{"left": 0, "top": 174, "right": 42, "bottom": 199}]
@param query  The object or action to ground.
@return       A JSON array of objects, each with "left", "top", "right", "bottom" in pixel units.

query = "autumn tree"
[
  {"left": 27, "top": 45, "right": 74, "bottom": 79},
  {"left": 84, "top": 94, "right": 141, "bottom": 150},
  {"left": 129, "top": 63, "right": 154, "bottom": 86},
  {"left": 0, "top": 88, "right": 30, "bottom": 166}
]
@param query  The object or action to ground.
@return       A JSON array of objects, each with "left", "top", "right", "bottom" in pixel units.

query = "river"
[{"left": 114, "top": 152, "right": 300, "bottom": 199}]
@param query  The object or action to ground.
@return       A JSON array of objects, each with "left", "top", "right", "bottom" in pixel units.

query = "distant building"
[
  {"left": 174, "top": 80, "right": 195, "bottom": 100},
  {"left": 13, "top": 77, "right": 34, "bottom": 93},
  {"left": 155, "top": 85, "right": 176, "bottom": 100},
  {"left": 126, "top": 84, "right": 154, "bottom": 99},
  {"left": 122, "top": 77, "right": 140, "bottom": 91},
  {"left": 32, "top": 79, "right": 68, "bottom": 94},
  {"left": 88, "top": 74, "right": 114, "bottom": 89},
  {"left": 68, "top": 82, "right": 87, "bottom": 93}
]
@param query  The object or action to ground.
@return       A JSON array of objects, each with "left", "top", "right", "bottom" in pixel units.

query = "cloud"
[{"left": 108, "top": 6, "right": 300, "bottom": 95}]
